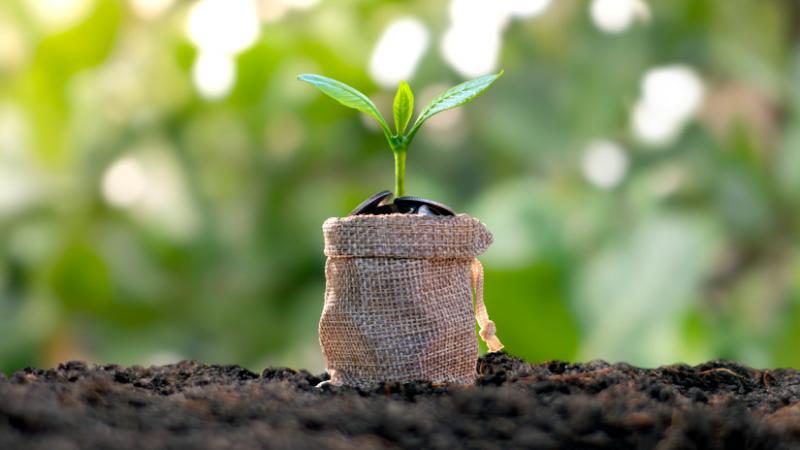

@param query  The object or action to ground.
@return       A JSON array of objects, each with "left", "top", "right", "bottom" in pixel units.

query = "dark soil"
[{"left": 2, "top": 353, "right": 800, "bottom": 450}]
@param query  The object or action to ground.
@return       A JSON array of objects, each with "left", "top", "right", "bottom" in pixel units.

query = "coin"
[
  {"left": 393, "top": 196, "right": 456, "bottom": 216},
  {"left": 349, "top": 190, "right": 394, "bottom": 216}
]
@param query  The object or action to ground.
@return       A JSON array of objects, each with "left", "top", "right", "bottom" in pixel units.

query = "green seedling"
[{"left": 297, "top": 71, "right": 503, "bottom": 197}]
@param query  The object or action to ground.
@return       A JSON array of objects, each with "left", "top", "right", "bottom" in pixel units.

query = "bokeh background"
[{"left": 1, "top": 0, "right": 799, "bottom": 374}]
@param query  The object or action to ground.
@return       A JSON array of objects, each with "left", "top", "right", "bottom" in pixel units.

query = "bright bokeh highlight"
[
  {"left": 589, "top": 0, "right": 650, "bottom": 34},
  {"left": 632, "top": 64, "right": 704, "bottom": 145},
  {"left": 582, "top": 140, "right": 629, "bottom": 189},
  {"left": 369, "top": 18, "right": 430, "bottom": 88}
]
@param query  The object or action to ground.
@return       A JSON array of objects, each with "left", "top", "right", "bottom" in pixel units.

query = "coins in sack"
[{"left": 299, "top": 73, "right": 504, "bottom": 387}]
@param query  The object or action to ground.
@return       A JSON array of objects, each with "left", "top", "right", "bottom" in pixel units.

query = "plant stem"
[{"left": 393, "top": 149, "right": 406, "bottom": 197}]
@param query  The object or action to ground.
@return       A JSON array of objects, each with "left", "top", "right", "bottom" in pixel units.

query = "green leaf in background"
[
  {"left": 773, "top": 293, "right": 800, "bottom": 368},
  {"left": 575, "top": 215, "right": 720, "bottom": 366},
  {"left": 392, "top": 81, "right": 414, "bottom": 136},
  {"left": 49, "top": 241, "right": 112, "bottom": 314},
  {"left": 297, "top": 74, "right": 391, "bottom": 138},
  {"left": 483, "top": 264, "right": 579, "bottom": 363},
  {"left": 408, "top": 70, "right": 504, "bottom": 141}
]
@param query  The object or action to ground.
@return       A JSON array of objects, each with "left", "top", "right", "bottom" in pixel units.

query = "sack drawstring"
[{"left": 471, "top": 258, "right": 504, "bottom": 353}]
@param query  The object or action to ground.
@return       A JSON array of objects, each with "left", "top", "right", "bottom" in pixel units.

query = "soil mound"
[{"left": 2, "top": 353, "right": 799, "bottom": 449}]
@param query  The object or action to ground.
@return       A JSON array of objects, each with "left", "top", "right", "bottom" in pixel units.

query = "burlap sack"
[{"left": 320, "top": 213, "right": 503, "bottom": 387}]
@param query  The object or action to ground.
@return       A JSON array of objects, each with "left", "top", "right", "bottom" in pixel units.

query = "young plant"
[{"left": 297, "top": 71, "right": 503, "bottom": 197}]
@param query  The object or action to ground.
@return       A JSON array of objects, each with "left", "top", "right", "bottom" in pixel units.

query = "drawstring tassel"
[{"left": 471, "top": 258, "right": 504, "bottom": 353}]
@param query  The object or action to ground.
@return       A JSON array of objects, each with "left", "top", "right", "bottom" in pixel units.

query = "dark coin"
[
  {"left": 369, "top": 204, "right": 400, "bottom": 215},
  {"left": 393, "top": 196, "right": 456, "bottom": 216},
  {"left": 349, "top": 190, "right": 394, "bottom": 216}
]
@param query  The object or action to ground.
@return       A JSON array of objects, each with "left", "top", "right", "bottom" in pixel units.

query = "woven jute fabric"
[{"left": 320, "top": 213, "right": 502, "bottom": 387}]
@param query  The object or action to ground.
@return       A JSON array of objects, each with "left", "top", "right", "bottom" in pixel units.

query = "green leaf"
[
  {"left": 575, "top": 215, "right": 719, "bottom": 366},
  {"left": 297, "top": 74, "right": 391, "bottom": 137},
  {"left": 393, "top": 80, "right": 414, "bottom": 136},
  {"left": 407, "top": 70, "right": 504, "bottom": 141}
]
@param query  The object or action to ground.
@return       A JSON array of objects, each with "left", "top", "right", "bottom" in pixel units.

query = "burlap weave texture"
[{"left": 320, "top": 214, "right": 497, "bottom": 387}]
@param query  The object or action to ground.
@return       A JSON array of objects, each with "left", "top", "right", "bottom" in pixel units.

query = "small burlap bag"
[{"left": 320, "top": 213, "right": 503, "bottom": 387}]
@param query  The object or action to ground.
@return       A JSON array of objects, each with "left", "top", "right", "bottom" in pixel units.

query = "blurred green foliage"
[{"left": 1, "top": 0, "right": 799, "bottom": 374}]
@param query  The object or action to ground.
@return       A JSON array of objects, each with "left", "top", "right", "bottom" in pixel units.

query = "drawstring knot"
[{"left": 478, "top": 320, "right": 497, "bottom": 342}]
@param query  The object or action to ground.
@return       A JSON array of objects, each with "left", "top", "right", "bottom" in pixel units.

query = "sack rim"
[{"left": 323, "top": 213, "right": 493, "bottom": 259}]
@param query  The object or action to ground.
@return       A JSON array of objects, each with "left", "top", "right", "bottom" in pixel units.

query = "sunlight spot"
[
  {"left": 0, "top": 103, "right": 36, "bottom": 217},
  {"left": 582, "top": 139, "right": 628, "bottom": 189},
  {"left": 0, "top": 15, "right": 28, "bottom": 72},
  {"left": 192, "top": 51, "right": 236, "bottom": 99},
  {"left": 632, "top": 65, "right": 704, "bottom": 146},
  {"left": 0, "top": 168, "right": 37, "bottom": 217},
  {"left": 443, "top": 0, "right": 519, "bottom": 77},
  {"left": 631, "top": 100, "right": 680, "bottom": 145},
  {"left": 442, "top": 26, "right": 501, "bottom": 78},
  {"left": 589, "top": 0, "right": 650, "bottom": 34},
  {"left": 24, "top": 0, "right": 94, "bottom": 32},
  {"left": 449, "top": 0, "right": 509, "bottom": 31},
  {"left": 130, "top": 0, "right": 175, "bottom": 19},
  {"left": 0, "top": 103, "right": 30, "bottom": 159},
  {"left": 641, "top": 65, "right": 704, "bottom": 123},
  {"left": 280, "top": 0, "right": 319, "bottom": 10},
  {"left": 186, "top": 0, "right": 259, "bottom": 55},
  {"left": 23, "top": 0, "right": 94, "bottom": 32},
  {"left": 258, "top": 0, "right": 289, "bottom": 23},
  {"left": 103, "top": 145, "right": 198, "bottom": 238},
  {"left": 102, "top": 157, "right": 148, "bottom": 208},
  {"left": 369, "top": 18, "right": 430, "bottom": 88},
  {"left": 500, "top": 0, "right": 551, "bottom": 18}
]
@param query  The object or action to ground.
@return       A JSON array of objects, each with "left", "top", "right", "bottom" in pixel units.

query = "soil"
[{"left": 2, "top": 353, "right": 800, "bottom": 450}]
